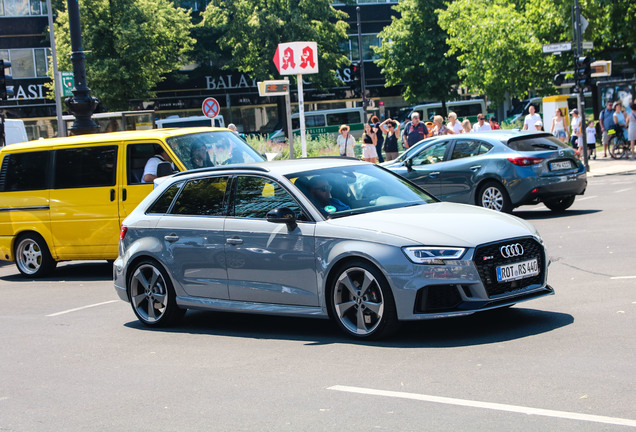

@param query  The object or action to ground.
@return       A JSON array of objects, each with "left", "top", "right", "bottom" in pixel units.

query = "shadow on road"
[
  {"left": 0, "top": 261, "right": 113, "bottom": 282},
  {"left": 513, "top": 209, "right": 601, "bottom": 220},
  {"left": 124, "top": 306, "right": 573, "bottom": 348}
]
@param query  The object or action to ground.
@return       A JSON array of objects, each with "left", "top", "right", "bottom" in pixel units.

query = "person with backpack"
[{"left": 337, "top": 124, "right": 356, "bottom": 157}]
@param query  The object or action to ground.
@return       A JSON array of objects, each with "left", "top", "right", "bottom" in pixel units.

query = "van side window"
[
  {"left": 171, "top": 176, "right": 229, "bottom": 216},
  {"left": 326, "top": 112, "right": 361, "bottom": 126},
  {"left": 127, "top": 143, "right": 163, "bottom": 184},
  {"left": 0, "top": 151, "right": 50, "bottom": 192},
  {"left": 54, "top": 146, "right": 118, "bottom": 189}
]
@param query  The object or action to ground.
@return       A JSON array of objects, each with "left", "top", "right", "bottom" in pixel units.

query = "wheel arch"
[{"left": 12, "top": 228, "right": 56, "bottom": 261}]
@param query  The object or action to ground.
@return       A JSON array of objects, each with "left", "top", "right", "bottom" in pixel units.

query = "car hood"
[{"left": 324, "top": 202, "right": 539, "bottom": 247}]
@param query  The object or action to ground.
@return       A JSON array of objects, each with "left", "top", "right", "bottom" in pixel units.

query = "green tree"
[
  {"left": 52, "top": 0, "right": 194, "bottom": 110},
  {"left": 375, "top": 0, "right": 460, "bottom": 110},
  {"left": 198, "top": 0, "right": 350, "bottom": 88}
]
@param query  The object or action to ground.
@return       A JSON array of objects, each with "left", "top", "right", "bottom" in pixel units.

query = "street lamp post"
[{"left": 65, "top": 0, "right": 99, "bottom": 135}]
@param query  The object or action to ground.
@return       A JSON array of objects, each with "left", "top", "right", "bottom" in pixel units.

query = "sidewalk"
[{"left": 585, "top": 156, "right": 636, "bottom": 177}]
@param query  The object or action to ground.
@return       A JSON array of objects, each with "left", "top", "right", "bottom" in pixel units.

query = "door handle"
[
  {"left": 122, "top": 188, "right": 127, "bottom": 201},
  {"left": 110, "top": 189, "right": 115, "bottom": 201},
  {"left": 164, "top": 234, "right": 179, "bottom": 242},
  {"left": 226, "top": 237, "right": 243, "bottom": 245},
  {"left": 470, "top": 165, "right": 482, "bottom": 172},
  {"left": 429, "top": 171, "right": 440, "bottom": 177}
]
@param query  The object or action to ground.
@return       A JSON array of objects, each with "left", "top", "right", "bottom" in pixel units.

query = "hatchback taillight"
[
  {"left": 507, "top": 157, "right": 544, "bottom": 166},
  {"left": 119, "top": 226, "right": 128, "bottom": 241}
]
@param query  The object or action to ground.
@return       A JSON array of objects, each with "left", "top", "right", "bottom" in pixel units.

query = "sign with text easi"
[{"left": 273, "top": 42, "right": 319, "bottom": 75}]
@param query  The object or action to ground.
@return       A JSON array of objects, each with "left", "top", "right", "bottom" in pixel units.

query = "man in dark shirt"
[
  {"left": 402, "top": 112, "right": 428, "bottom": 149},
  {"left": 599, "top": 100, "right": 615, "bottom": 158}
]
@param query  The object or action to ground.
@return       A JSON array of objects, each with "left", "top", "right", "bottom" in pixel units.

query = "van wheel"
[{"left": 14, "top": 233, "right": 57, "bottom": 278}]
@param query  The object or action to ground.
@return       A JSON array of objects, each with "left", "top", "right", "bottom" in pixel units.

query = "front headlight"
[{"left": 402, "top": 247, "right": 466, "bottom": 265}]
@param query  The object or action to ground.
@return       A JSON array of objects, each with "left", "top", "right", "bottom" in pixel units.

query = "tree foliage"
[
  {"left": 375, "top": 0, "right": 459, "bottom": 106},
  {"left": 198, "top": 0, "right": 350, "bottom": 88},
  {"left": 53, "top": 0, "right": 194, "bottom": 110}
]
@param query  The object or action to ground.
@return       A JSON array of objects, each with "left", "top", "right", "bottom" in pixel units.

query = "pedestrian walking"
[
  {"left": 361, "top": 123, "right": 378, "bottom": 163},
  {"left": 447, "top": 112, "right": 463, "bottom": 134},
  {"left": 628, "top": 102, "right": 636, "bottom": 159},
  {"left": 523, "top": 105, "right": 542, "bottom": 131},
  {"left": 550, "top": 108, "right": 568, "bottom": 143},
  {"left": 586, "top": 120, "right": 597, "bottom": 159},
  {"left": 370, "top": 115, "right": 384, "bottom": 163},
  {"left": 472, "top": 113, "right": 492, "bottom": 132},
  {"left": 402, "top": 112, "right": 428, "bottom": 149},
  {"left": 570, "top": 109, "right": 582, "bottom": 157},
  {"left": 337, "top": 124, "right": 355, "bottom": 158},
  {"left": 380, "top": 118, "right": 400, "bottom": 161},
  {"left": 599, "top": 100, "right": 614, "bottom": 157}
]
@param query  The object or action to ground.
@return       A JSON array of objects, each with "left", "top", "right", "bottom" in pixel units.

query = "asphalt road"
[{"left": 1, "top": 173, "right": 635, "bottom": 431}]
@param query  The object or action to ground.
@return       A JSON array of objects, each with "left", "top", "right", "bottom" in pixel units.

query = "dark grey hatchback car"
[{"left": 384, "top": 131, "right": 587, "bottom": 213}]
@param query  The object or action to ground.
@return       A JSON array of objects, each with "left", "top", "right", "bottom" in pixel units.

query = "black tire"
[
  {"left": 14, "top": 233, "right": 57, "bottom": 278},
  {"left": 477, "top": 181, "right": 512, "bottom": 213},
  {"left": 127, "top": 259, "right": 185, "bottom": 327},
  {"left": 328, "top": 260, "right": 399, "bottom": 340},
  {"left": 609, "top": 136, "right": 628, "bottom": 159},
  {"left": 544, "top": 195, "right": 576, "bottom": 213}
]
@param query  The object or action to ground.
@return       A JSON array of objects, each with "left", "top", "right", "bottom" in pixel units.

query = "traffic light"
[
  {"left": 350, "top": 62, "right": 361, "bottom": 95},
  {"left": 0, "top": 59, "right": 14, "bottom": 100},
  {"left": 553, "top": 72, "right": 565, "bottom": 87},
  {"left": 573, "top": 56, "right": 593, "bottom": 90}
]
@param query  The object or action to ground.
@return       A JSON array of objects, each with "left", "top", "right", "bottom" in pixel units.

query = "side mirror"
[
  {"left": 156, "top": 161, "right": 176, "bottom": 178},
  {"left": 266, "top": 207, "right": 298, "bottom": 230},
  {"left": 405, "top": 158, "right": 413, "bottom": 172}
]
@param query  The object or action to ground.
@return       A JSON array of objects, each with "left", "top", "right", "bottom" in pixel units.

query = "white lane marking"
[
  {"left": 576, "top": 195, "right": 597, "bottom": 202},
  {"left": 613, "top": 188, "right": 632, "bottom": 194},
  {"left": 610, "top": 276, "right": 636, "bottom": 280},
  {"left": 328, "top": 385, "right": 636, "bottom": 428},
  {"left": 47, "top": 300, "right": 118, "bottom": 317}
]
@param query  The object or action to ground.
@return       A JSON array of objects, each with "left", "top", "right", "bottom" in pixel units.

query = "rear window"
[{"left": 505, "top": 135, "right": 569, "bottom": 152}]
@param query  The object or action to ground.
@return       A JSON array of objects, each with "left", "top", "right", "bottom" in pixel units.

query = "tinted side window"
[
  {"left": 412, "top": 142, "right": 448, "bottom": 165},
  {"left": 171, "top": 177, "right": 228, "bottom": 216},
  {"left": 54, "top": 146, "right": 117, "bottom": 189},
  {"left": 128, "top": 143, "right": 163, "bottom": 185},
  {"left": 326, "top": 111, "right": 362, "bottom": 126},
  {"left": 0, "top": 151, "right": 50, "bottom": 192},
  {"left": 306, "top": 115, "right": 326, "bottom": 127},
  {"left": 147, "top": 181, "right": 183, "bottom": 214},
  {"left": 232, "top": 176, "right": 300, "bottom": 219},
  {"left": 451, "top": 140, "right": 492, "bottom": 160}
]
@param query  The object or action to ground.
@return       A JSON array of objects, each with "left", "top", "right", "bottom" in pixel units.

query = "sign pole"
[
  {"left": 47, "top": 0, "right": 66, "bottom": 137},
  {"left": 573, "top": 0, "right": 589, "bottom": 171},
  {"left": 284, "top": 79, "right": 294, "bottom": 159},
  {"left": 297, "top": 74, "right": 307, "bottom": 158}
]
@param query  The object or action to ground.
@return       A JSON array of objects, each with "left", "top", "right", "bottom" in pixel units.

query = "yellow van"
[{"left": 0, "top": 127, "right": 264, "bottom": 277}]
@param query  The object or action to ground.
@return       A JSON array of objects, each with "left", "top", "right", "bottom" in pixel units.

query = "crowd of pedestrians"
[{"left": 335, "top": 99, "right": 634, "bottom": 162}]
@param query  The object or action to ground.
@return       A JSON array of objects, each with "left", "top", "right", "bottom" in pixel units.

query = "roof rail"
[{"left": 173, "top": 164, "right": 270, "bottom": 178}]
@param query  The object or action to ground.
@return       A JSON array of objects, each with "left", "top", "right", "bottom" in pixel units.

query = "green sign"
[{"left": 60, "top": 72, "right": 74, "bottom": 97}]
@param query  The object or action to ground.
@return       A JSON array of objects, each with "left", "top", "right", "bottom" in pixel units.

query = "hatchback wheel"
[
  {"left": 14, "top": 233, "right": 57, "bottom": 278},
  {"left": 329, "top": 261, "right": 399, "bottom": 340},
  {"left": 128, "top": 260, "right": 185, "bottom": 327},
  {"left": 478, "top": 181, "right": 512, "bottom": 213},
  {"left": 544, "top": 195, "right": 575, "bottom": 213}
]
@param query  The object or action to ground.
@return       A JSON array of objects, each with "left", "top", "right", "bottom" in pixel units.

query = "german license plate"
[
  {"left": 496, "top": 258, "right": 539, "bottom": 283},
  {"left": 550, "top": 161, "right": 572, "bottom": 171}
]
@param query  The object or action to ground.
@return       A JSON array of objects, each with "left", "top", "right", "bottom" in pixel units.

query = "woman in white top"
[
  {"left": 550, "top": 108, "right": 568, "bottom": 143},
  {"left": 447, "top": 112, "right": 463, "bottom": 134},
  {"left": 570, "top": 109, "right": 582, "bottom": 156},
  {"left": 361, "top": 123, "right": 378, "bottom": 163},
  {"left": 337, "top": 124, "right": 356, "bottom": 158}
]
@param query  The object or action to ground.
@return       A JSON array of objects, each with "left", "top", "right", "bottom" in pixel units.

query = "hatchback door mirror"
[
  {"left": 156, "top": 161, "right": 176, "bottom": 178},
  {"left": 405, "top": 158, "right": 413, "bottom": 172},
  {"left": 266, "top": 207, "right": 298, "bottom": 230}
]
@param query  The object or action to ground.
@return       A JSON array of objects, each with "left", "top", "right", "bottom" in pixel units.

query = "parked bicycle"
[{"left": 608, "top": 125, "right": 630, "bottom": 159}]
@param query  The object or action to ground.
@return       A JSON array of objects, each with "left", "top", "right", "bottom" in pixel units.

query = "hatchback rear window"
[{"left": 506, "top": 135, "right": 569, "bottom": 152}]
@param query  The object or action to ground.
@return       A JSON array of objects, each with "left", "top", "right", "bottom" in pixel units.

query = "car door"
[
  {"left": 224, "top": 175, "right": 318, "bottom": 306},
  {"left": 154, "top": 176, "right": 230, "bottom": 299},
  {"left": 49, "top": 144, "right": 121, "bottom": 259},
  {"left": 400, "top": 141, "right": 450, "bottom": 198},
  {"left": 120, "top": 141, "right": 167, "bottom": 219},
  {"left": 438, "top": 139, "right": 493, "bottom": 203}
]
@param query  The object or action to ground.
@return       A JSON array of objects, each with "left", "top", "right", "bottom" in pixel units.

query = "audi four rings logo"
[{"left": 500, "top": 243, "right": 524, "bottom": 258}]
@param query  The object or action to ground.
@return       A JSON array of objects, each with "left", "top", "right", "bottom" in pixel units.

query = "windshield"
[
  {"left": 167, "top": 131, "right": 264, "bottom": 170},
  {"left": 285, "top": 164, "right": 436, "bottom": 219}
]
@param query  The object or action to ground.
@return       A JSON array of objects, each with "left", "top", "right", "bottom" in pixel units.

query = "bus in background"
[
  {"left": 155, "top": 115, "right": 225, "bottom": 129},
  {"left": 62, "top": 110, "right": 156, "bottom": 133},
  {"left": 268, "top": 107, "right": 365, "bottom": 143},
  {"left": 398, "top": 99, "right": 488, "bottom": 125}
]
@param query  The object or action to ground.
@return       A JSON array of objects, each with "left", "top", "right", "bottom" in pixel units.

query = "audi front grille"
[{"left": 473, "top": 237, "right": 546, "bottom": 298}]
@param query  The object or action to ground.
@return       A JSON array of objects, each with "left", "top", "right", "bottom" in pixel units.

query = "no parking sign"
[{"left": 202, "top": 97, "right": 220, "bottom": 119}]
